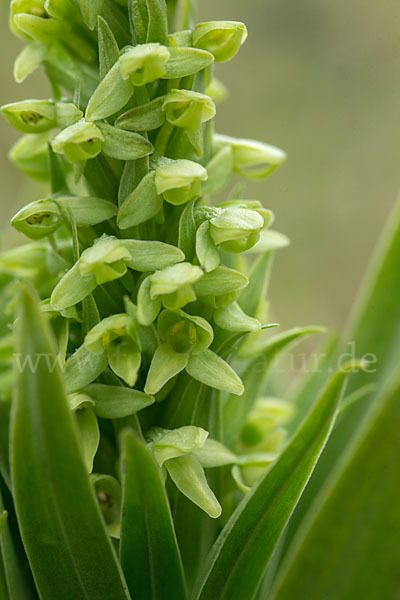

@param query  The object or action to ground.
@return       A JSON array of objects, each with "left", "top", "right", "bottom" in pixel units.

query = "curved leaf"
[
  {"left": 11, "top": 284, "right": 130, "bottom": 600},
  {"left": 120, "top": 431, "right": 187, "bottom": 600},
  {"left": 271, "top": 375, "right": 400, "bottom": 600},
  {"left": 192, "top": 366, "right": 352, "bottom": 600}
]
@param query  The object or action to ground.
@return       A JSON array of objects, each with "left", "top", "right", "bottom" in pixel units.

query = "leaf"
[
  {"left": 222, "top": 326, "right": 325, "bottom": 448},
  {"left": 187, "top": 349, "right": 244, "bottom": 395},
  {"left": 86, "top": 61, "right": 134, "bottom": 121},
  {"left": 164, "top": 47, "right": 214, "bottom": 79},
  {"left": 64, "top": 343, "right": 108, "bottom": 394},
  {"left": 238, "top": 251, "right": 273, "bottom": 317},
  {"left": 98, "top": 16, "right": 120, "bottom": 80},
  {"left": 286, "top": 198, "right": 400, "bottom": 553},
  {"left": 97, "top": 122, "right": 153, "bottom": 161},
  {"left": 178, "top": 200, "right": 197, "bottom": 261},
  {"left": 192, "top": 366, "right": 352, "bottom": 600},
  {"left": 116, "top": 96, "right": 166, "bottom": 132},
  {"left": 193, "top": 266, "right": 248, "bottom": 297},
  {"left": 10, "top": 283, "right": 130, "bottom": 599},
  {"left": 56, "top": 195, "right": 117, "bottom": 226},
  {"left": 118, "top": 171, "right": 162, "bottom": 229},
  {"left": 80, "top": 0, "right": 104, "bottom": 30},
  {"left": 120, "top": 431, "right": 187, "bottom": 600},
  {"left": 123, "top": 240, "right": 184, "bottom": 271},
  {"left": 51, "top": 261, "right": 97, "bottom": 311},
  {"left": 270, "top": 374, "right": 400, "bottom": 600},
  {"left": 146, "top": 0, "right": 168, "bottom": 45},
  {"left": 145, "top": 344, "right": 189, "bottom": 395},
  {"left": 85, "top": 384, "right": 154, "bottom": 418}
]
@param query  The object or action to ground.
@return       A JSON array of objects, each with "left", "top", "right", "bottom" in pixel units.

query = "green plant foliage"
[{"left": 0, "top": 1, "right": 398, "bottom": 599}]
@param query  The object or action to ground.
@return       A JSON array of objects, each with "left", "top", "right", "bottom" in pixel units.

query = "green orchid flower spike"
[{"left": 7, "top": 3, "right": 393, "bottom": 600}]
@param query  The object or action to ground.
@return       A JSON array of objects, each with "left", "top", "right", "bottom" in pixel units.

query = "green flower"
[
  {"left": 2, "top": 100, "right": 56, "bottom": 134},
  {"left": 209, "top": 207, "right": 265, "bottom": 253},
  {"left": 137, "top": 262, "right": 203, "bottom": 325},
  {"left": 155, "top": 158, "right": 208, "bottom": 205},
  {"left": 215, "top": 134, "right": 286, "bottom": 179},
  {"left": 52, "top": 120, "right": 104, "bottom": 164},
  {"left": 10, "top": 0, "right": 48, "bottom": 40},
  {"left": 11, "top": 198, "right": 62, "bottom": 240},
  {"left": 79, "top": 236, "right": 131, "bottom": 285},
  {"left": 119, "top": 43, "right": 170, "bottom": 86},
  {"left": 162, "top": 89, "right": 216, "bottom": 131},
  {"left": 85, "top": 314, "right": 141, "bottom": 387},
  {"left": 148, "top": 426, "right": 222, "bottom": 519},
  {"left": 193, "top": 21, "right": 248, "bottom": 63}
]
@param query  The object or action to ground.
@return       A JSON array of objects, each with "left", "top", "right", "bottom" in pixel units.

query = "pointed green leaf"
[
  {"left": 146, "top": 0, "right": 168, "bottom": 44},
  {"left": 145, "top": 344, "right": 188, "bottom": 395},
  {"left": 187, "top": 349, "right": 243, "bottom": 395},
  {"left": 80, "top": 0, "right": 104, "bottom": 30},
  {"left": 164, "top": 47, "right": 214, "bottom": 79},
  {"left": 193, "top": 266, "right": 248, "bottom": 297},
  {"left": 11, "top": 284, "right": 130, "bottom": 599},
  {"left": 14, "top": 41, "right": 48, "bottom": 83},
  {"left": 55, "top": 195, "right": 117, "bottom": 226},
  {"left": 120, "top": 431, "right": 187, "bottom": 600},
  {"left": 86, "top": 383, "right": 154, "bottom": 419},
  {"left": 86, "top": 61, "right": 134, "bottom": 121},
  {"left": 137, "top": 276, "right": 162, "bottom": 325},
  {"left": 116, "top": 96, "right": 166, "bottom": 132},
  {"left": 97, "top": 122, "right": 153, "bottom": 161},
  {"left": 122, "top": 240, "right": 184, "bottom": 272},
  {"left": 98, "top": 16, "right": 120, "bottom": 80},
  {"left": 118, "top": 171, "right": 162, "bottom": 229},
  {"left": 51, "top": 261, "right": 97, "bottom": 311},
  {"left": 193, "top": 366, "right": 352, "bottom": 600},
  {"left": 271, "top": 375, "right": 400, "bottom": 600}
]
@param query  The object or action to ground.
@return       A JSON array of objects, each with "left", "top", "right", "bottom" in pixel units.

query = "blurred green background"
[{"left": 1, "top": 0, "right": 399, "bottom": 332}]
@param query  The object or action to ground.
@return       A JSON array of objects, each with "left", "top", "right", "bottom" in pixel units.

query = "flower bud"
[
  {"left": 119, "top": 43, "right": 170, "bottom": 86},
  {"left": 155, "top": 158, "right": 208, "bottom": 205},
  {"left": 162, "top": 89, "right": 216, "bottom": 131},
  {"left": 11, "top": 198, "right": 62, "bottom": 240},
  {"left": 149, "top": 262, "right": 203, "bottom": 310},
  {"left": 215, "top": 134, "right": 286, "bottom": 179},
  {"left": 10, "top": 0, "right": 48, "bottom": 40},
  {"left": 2, "top": 100, "right": 56, "bottom": 134},
  {"left": 85, "top": 313, "right": 141, "bottom": 387},
  {"left": 209, "top": 207, "right": 265, "bottom": 253},
  {"left": 193, "top": 21, "right": 248, "bottom": 63},
  {"left": 79, "top": 235, "right": 131, "bottom": 285},
  {"left": 52, "top": 120, "right": 104, "bottom": 163},
  {"left": 158, "top": 309, "right": 213, "bottom": 355}
]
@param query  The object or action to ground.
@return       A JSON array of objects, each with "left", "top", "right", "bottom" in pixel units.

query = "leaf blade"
[{"left": 11, "top": 284, "right": 130, "bottom": 600}]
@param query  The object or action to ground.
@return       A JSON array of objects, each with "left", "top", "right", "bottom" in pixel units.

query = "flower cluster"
[{"left": 1, "top": 0, "right": 289, "bottom": 522}]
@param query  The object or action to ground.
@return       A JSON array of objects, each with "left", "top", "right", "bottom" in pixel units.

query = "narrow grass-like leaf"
[
  {"left": 271, "top": 375, "right": 400, "bottom": 600},
  {"left": 192, "top": 366, "right": 352, "bottom": 600},
  {"left": 120, "top": 431, "right": 187, "bottom": 600},
  {"left": 11, "top": 284, "right": 130, "bottom": 599},
  {"left": 98, "top": 16, "right": 120, "bottom": 80}
]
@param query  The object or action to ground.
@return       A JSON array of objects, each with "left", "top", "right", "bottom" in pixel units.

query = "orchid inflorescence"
[{"left": 1, "top": 0, "right": 289, "bottom": 553}]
